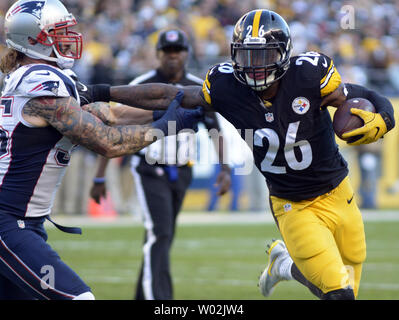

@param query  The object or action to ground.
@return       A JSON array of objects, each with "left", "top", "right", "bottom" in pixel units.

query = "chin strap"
[
  {"left": 52, "top": 45, "right": 75, "bottom": 69},
  {"left": 55, "top": 55, "right": 74, "bottom": 69}
]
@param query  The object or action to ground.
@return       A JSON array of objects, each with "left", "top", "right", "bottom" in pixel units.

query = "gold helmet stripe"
[{"left": 252, "top": 10, "right": 262, "bottom": 37}]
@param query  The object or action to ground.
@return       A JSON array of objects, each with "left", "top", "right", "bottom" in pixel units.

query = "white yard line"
[
  {"left": 361, "top": 283, "right": 399, "bottom": 291},
  {"left": 45, "top": 210, "right": 399, "bottom": 229},
  {"left": 80, "top": 273, "right": 399, "bottom": 292}
]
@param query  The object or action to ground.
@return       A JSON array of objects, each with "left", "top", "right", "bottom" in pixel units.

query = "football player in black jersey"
[{"left": 80, "top": 9, "right": 395, "bottom": 300}]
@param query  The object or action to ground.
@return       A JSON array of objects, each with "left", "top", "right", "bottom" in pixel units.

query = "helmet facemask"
[
  {"left": 230, "top": 9, "right": 292, "bottom": 91},
  {"left": 36, "top": 15, "right": 82, "bottom": 68},
  {"left": 232, "top": 37, "right": 289, "bottom": 91}
]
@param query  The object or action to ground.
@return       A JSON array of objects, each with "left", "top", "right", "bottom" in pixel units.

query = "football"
[{"left": 333, "top": 98, "right": 376, "bottom": 142}]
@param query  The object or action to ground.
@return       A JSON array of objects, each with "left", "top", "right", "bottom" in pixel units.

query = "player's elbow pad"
[{"left": 344, "top": 83, "right": 395, "bottom": 132}]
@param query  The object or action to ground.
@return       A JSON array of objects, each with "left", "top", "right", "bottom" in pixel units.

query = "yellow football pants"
[{"left": 270, "top": 176, "right": 366, "bottom": 297}]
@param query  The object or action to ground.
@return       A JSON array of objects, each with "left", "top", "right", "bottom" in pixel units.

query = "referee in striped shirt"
[{"left": 90, "top": 28, "right": 231, "bottom": 300}]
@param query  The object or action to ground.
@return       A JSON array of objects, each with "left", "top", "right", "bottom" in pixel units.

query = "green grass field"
[{"left": 46, "top": 214, "right": 399, "bottom": 300}]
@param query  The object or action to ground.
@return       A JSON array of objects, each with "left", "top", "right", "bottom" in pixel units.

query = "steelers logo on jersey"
[{"left": 292, "top": 97, "right": 310, "bottom": 115}]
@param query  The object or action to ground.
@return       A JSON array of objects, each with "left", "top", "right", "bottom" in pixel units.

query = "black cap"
[{"left": 156, "top": 29, "right": 189, "bottom": 51}]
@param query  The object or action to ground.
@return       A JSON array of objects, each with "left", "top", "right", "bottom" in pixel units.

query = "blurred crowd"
[
  {"left": 1, "top": 0, "right": 399, "bottom": 95},
  {"left": 1, "top": 0, "right": 399, "bottom": 213}
]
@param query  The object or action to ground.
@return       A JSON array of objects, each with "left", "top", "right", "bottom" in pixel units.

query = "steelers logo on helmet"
[{"left": 231, "top": 9, "right": 292, "bottom": 91}]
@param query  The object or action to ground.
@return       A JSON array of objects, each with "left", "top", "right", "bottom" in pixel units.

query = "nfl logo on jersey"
[
  {"left": 265, "top": 112, "right": 274, "bottom": 123},
  {"left": 17, "top": 220, "right": 25, "bottom": 229},
  {"left": 283, "top": 203, "right": 292, "bottom": 212}
]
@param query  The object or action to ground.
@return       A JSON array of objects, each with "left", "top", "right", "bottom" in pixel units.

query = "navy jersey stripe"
[
  {"left": 0, "top": 123, "right": 62, "bottom": 217},
  {"left": 15, "top": 65, "right": 77, "bottom": 99}
]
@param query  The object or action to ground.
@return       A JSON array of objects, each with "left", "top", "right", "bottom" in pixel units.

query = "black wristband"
[{"left": 91, "top": 84, "right": 111, "bottom": 102}]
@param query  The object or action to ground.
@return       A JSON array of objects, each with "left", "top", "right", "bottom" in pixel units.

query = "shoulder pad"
[
  {"left": 15, "top": 64, "right": 77, "bottom": 99},
  {"left": 202, "top": 62, "right": 235, "bottom": 105},
  {"left": 291, "top": 52, "right": 342, "bottom": 97}
]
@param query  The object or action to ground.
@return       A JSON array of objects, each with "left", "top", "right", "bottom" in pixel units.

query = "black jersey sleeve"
[
  {"left": 293, "top": 51, "right": 342, "bottom": 97},
  {"left": 202, "top": 64, "right": 218, "bottom": 106},
  {"left": 318, "top": 53, "right": 342, "bottom": 97},
  {"left": 201, "top": 62, "right": 236, "bottom": 109}
]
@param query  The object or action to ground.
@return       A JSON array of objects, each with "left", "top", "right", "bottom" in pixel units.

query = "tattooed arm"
[
  {"left": 81, "top": 102, "right": 154, "bottom": 125},
  {"left": 22, "top": 96, "right": 157, "bottom": 158},
  {"left": 109, "top": 84, "right": 214, "bottom": 111}
]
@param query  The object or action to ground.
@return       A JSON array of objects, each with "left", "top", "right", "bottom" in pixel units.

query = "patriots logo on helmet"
[
  {"left": 29, "top": 81, "right": 60, "bottom": 95},
  {"left": 7, "top": 1, "right": 45, "bottom": 20}
]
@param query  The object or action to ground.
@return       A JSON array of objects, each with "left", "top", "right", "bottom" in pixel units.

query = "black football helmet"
[{"left": 231, "top": 9, "right": 292, "bottom": 91}]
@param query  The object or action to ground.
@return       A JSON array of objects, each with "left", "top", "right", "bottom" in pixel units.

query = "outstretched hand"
[{"left": 152, "top": 91, "right": 204, "bottom": 135}]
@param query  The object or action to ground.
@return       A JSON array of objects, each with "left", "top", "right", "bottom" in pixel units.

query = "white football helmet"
[{"left": 4, "top": 0, "right": 83, "bottom": 69}]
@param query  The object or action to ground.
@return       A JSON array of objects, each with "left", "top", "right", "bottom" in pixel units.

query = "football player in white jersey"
[{"left": 0, "top": 0, "right": 203, "bottom": 300}]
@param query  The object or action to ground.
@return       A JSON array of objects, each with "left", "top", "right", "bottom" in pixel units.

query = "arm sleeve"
[
  {"left": 344, "top": 82, "right": 395, "bottom": 132},
  {"left": 294, "top": 52, "right": 342, "bottom": 97}
]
